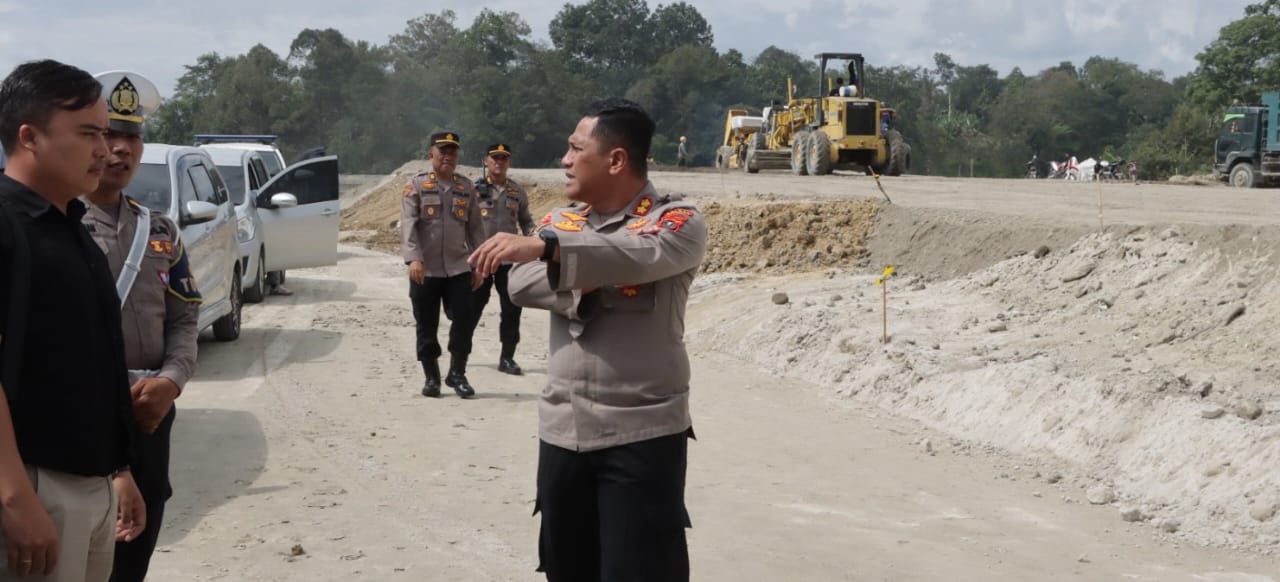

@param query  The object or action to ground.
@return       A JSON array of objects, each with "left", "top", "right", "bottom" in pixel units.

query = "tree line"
[{"left": 149, "top": 0, "right": 1280, "bottom": 180}]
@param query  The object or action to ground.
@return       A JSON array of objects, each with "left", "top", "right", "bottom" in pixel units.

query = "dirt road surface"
[
  {"left": 510, "top": 168, "right": 1280, "bottom": 228},
  {"left": 148, "top": 166, "right": 1280, "bottom": 582}
]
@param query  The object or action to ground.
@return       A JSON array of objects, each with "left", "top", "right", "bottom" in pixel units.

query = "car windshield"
[
  {"left": 260, "top": 154, "right": 284, "bottom": 176},
  {"left": 128, "top": 163, "right": 172, "bottom": 213},
  {"left": 218, "top": 164, "right": 247, "bottom": 205}
]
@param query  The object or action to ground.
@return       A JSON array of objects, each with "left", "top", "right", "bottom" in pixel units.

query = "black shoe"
[
  {"left": 445, "top": 353, "right": 476, "bottom": 399},
  {"left": 498, "top": 344, "right": 523, "bottom": 375},
  {"left": 445, "top": 371, "right": 476, "bottom": 398},
  {"left": 498, "top": 357, "right": 523, "bottom": 376},
  {"left": 421, "top": 360, "right": 442, "bottom": 398}
]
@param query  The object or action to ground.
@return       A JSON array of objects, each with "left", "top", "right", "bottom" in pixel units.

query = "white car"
[
  {"left": 197, "top": 136, "right": 340, "bottom": 295},
  {"left": 128, "top": 145, "right": 244, "bottom": 340},
  {"left": 197, "top": 135, "right": 287, "bottom": 176}
]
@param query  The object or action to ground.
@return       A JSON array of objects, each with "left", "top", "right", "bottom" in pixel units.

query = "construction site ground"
[{"left": 148, "top": 164, "right": 1279, "bottom": 581}]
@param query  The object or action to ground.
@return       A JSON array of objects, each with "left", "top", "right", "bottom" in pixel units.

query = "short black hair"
[
  {"left": 584, "top": 98, "right": 654, "bottom": 178},
  {"left": 0, "top": 60, "right": 102, "bottom": 155}
]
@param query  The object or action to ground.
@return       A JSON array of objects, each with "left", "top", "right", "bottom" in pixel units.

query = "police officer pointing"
[
  {"left": 401, "top": 132, "right": 487, "bottom": 398},
  {"left": 470, "top": 99, "right": 706, "bottom": 581},
  {"left": 473, "top": 143, "right": 534, "bottom": 375},
  {"left": 80, "top": 71, "right": 201, "bottom": 582}
]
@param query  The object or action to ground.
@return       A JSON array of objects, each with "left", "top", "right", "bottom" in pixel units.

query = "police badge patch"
[{"left": 165, "top": 242, "right": 203, "bottom": 304}]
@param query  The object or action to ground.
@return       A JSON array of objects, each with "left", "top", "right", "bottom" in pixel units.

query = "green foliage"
[
  {"left": 148, "top": 1, "right": 1277, "bottom": 179},
  {"left": 1188, "top": 0, "right": 1280, "bottom": 109}
]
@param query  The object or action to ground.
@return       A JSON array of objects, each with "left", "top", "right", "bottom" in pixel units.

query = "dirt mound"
[
  {"left": 699, "top": 200, "right": 877, "bottom": 273},
  {"left": 867, "top": 204, "right": 1091, "bottom": 280},
  {"left": 341, "top": 163, "right": 878, "bottom": 274},
  {"left": 341, "top": 159, "right": 430, "bottom": 232},
  {"left": 690, "top": 209, "right": 1280, "bottom": 553},
  {"left": 341, "top": 163, "right": 565, "bottom": 255}
]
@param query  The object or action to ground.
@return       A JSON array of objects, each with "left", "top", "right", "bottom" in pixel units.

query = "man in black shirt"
[{"left": 0, "top": 60, "right": 144, "bottom": 582}]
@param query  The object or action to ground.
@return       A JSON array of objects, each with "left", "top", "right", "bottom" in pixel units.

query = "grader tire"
[
  {"left": 886, "top": 130, "right": 910, "bottom": 176},
  {"left": 715, "top": 146, "right": 732, "bottom": 170},
  {"left": 791, "top": 131, "right": 809, "bottom": 176},
  {"left": 807, "top": 131, "right": 833, "bottom": 175},
  {"left": 745, "top": 133, "right": 764, "bottom": 174}
]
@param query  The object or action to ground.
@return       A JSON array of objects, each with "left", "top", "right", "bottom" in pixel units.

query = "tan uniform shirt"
[
  {"left": 400, "top": 172, "right": 486, "bottom": 277},
  {"left": 508, "top": 182, "right": 707, "bottom": 452},
  {"left": 81, "top": 196, "right": 201, "bottom": 389},
  {"left": 476, "top": 177, "right": 535, "bottom": 238}
]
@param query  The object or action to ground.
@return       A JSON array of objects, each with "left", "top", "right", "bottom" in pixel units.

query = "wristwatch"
[{"left": 539, "top": 229, "right": 559, "bottom": 262}]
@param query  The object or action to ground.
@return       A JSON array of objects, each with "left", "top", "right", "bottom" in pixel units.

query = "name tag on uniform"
[{"left": 420, "top": 193, "right": 442, "bottom": 206}]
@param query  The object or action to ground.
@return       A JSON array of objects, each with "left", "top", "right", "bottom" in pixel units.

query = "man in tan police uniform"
[
  {"left": 473, "top": 142, "right": 535, "bottom": 375},
  {"left": 80, "top": 71, "right": 201, "bottom": 582},
  {"left": 401, "top": 132, "right": 487, "bottom": 398},
  {"left": 469, "top": 99, "right": 706, "bottom": 581}
]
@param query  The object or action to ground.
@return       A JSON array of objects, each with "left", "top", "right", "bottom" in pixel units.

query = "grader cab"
[{"left": 744, "top": 52, "right": 910, "bottom": 176}]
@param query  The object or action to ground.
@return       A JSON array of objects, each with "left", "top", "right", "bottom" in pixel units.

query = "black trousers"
[
  {"left": 473, "top": 264, "right": 522, "bottom": 347},
  {"left": 410, "top": 273, "right": 476, "bottom": 360},
  {"left": 110, "top": 406, "right": 175, "bottom": 582},
  {"left": 535, "top": 432, "right": 691, "bottom": 582}
]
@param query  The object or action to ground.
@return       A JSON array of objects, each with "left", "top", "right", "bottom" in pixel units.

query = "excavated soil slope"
[{"left": 691, "top": 214, "right": 1280, "bottom": 554}]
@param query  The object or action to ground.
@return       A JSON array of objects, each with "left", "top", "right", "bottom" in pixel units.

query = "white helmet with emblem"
[{"left": 93, "top": 70, "right": 162, "bottom": 135}]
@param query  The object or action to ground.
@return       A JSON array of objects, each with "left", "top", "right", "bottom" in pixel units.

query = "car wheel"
[
  {"left": 213, "top": 269, "right": 242, "bottom": 342},
  {"left": 244, "top": 251, "right": 266, "bottom": 303}
]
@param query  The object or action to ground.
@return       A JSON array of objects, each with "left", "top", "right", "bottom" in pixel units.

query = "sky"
[{"left": 0, "top": 0, "right": 1256, "bottom": 96}]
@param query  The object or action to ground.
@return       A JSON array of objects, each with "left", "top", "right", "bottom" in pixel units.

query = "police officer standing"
[
  {"left": 401, "top": 132, "right": 486, "bottom": 399},
  {"left": 80, "top": 71, "right": 201, "bottom": 582},
  {"left": 473, "top": 143, "right": 534, "bottom": 375},
  {"left": 470, "top": 99, "right": 706, "bottom": 582}
]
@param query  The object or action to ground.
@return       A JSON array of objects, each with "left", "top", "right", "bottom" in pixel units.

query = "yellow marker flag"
[{"left": 876, "top": 265, "right": 895, "bottom": 286}]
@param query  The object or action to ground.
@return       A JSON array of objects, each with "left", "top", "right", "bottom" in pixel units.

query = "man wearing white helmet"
[
  {"left": 677, "top": 135, "right": 689, "bottom": 168},
  {"left": 80, "top": 70, "right": 201, "bottom": 582}
]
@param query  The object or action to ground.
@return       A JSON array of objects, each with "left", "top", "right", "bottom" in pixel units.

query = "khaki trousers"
[{"left": 0, "top": 466, "right": 116, "bottom": 582}]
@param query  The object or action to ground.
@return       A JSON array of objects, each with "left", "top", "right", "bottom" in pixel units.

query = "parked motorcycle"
[
  {"left": 1094, "top": 158, "right": 1126, "bottom": 181},
  {"left": 1047, "top": 155, "right": 1074, "bottom": 179}
]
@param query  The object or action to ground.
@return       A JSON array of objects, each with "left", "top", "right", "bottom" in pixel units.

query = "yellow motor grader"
[
  {"left": 714, "top": 108, "right": 764, "bottom": 171},
  {"left": 743, "top": 52, "right": 909, "bottom": 176}
]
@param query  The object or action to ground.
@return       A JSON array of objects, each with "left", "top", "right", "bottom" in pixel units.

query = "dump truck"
[
  {"left": 742, "top": 52, "right": 909, "bottom": 176},
  {"left": 1215, "top": 91, "right": 1279, "bottom": 188}
]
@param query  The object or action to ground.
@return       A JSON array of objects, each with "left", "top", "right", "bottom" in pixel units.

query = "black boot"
[
  {"left": 445, "top": 353, "right": 476, "bottom": 399},
  {"left": 421, "top": 360, "right": 441, "bottom": 398},
  {"left": 498, "top": 344, "right": 523, "bottom": 376}
]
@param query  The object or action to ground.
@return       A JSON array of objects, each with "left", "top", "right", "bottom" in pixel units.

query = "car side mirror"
[
  {"left": 183, "top": 200, "right": 218, "bottom": 224},
  {"left": 270, "top": 193, "right": 299, "bottom": 208}
]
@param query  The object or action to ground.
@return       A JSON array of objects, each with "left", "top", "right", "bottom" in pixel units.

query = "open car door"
[{"left": 255, "top": 156, "right": 339, "bottom": 271}]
